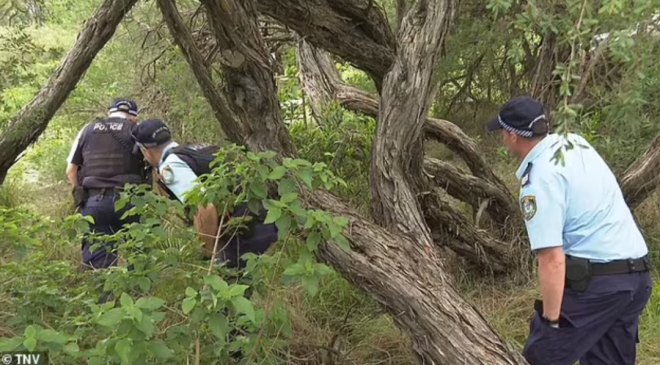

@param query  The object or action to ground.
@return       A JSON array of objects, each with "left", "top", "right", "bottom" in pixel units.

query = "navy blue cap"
[
  {"left": 109, "top": 98, "right": 138, "bottom": 116},
  {"left": 132, "top": 119, "right": 172, "bottom": 148},
  {"left": 486, "top": 96, "right": 549, "bottom": 138}
]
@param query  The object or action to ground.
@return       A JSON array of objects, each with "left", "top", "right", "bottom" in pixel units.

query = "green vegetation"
[{"left": 1, "top": 0, "right": 659, "bottom": 364}]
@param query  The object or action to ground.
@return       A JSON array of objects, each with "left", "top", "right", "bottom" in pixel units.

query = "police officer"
[
  {"left": 487, "top": 96, "right": 653, "bottom": 365},
  {"left": 66, "top": 98, "right": 151, "bottom": 271},
  {"left": 130, "top": 118, "right": 278, "bottom": 270}
]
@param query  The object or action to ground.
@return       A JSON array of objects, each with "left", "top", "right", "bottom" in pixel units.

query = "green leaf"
[
  {"left": 97, "top": 308, "right": 124, "bottom": 327},
  {"left": 115, "top": 338, "right": 132, "bottom": 364},
  {"left": 63, "top": 342, "right": 80, "bottom": 355},
  {"left": 36, "top": 329, "right": 66, "bottom": 344},
  {"left": 182, "top": 297, "right": 197, "bottom": 315},
  {"left": 275, "top": 214, "right": 291, "bottom": 237},
  {"left": 306, "top": 231, "right": 322, "bottom": 251},
  {"left": 185, "top": 287, "right": 198, "bottom": 298},
  {"left": 136, "top": 277, "right": 151, "bottom": 292},
  {"left": 296, "top": 167, "right": 314, "bottom": 188},
  {"left": 115, "top": 198, "right": 128, "bottom": 212},
  {"left": 208, "top": 313, "right": 229, "bottom": 340},
  {"left": 231, "top": 296, "right": 255, "bottom": 322},
  {"left": 268, "top": 166, "right": 287, "bottom": 180},
  {"left": 261, "top": 150, "right": 277, "bottom": 159},
  {"left": 24, "top": 325, "right": 37, "bottom": 339},
  {"left": 327, "top": 221, "right": 343, "bottom": 238},
  {"left": 280, "top": 192, "right": 298, "bottom": 204},
  {"left": 250, "top": 181, "right": 268, "bottom": 199},
  {"left": 283, "top": 263, "right": 304, "bottom": 276},
  {"left": 136, "top": 297, "right": 165, "bottom": 311},
  {"left": 128, "top": 307, "right": 143, "bottom": 323},
  {"left": 278, "top": 178, "right": 297, "bottom": 195},
  {"left": 301, "top": 276, "right": 319, "bottom": 297},
  {"left": 204, "top": 275, "right": 229, "bottom": 292},
  {"left": 228, "top": 284, "right": 249, "bottom": 298},
  {"left": 0, "top": 337, "right": 24, "bottom": 352},
  {"left": 148, "top": 339, "right": 173, "bottom": 359},
  {"left": 136, "top": 315, "right": 155, "bottom": 337},
  {"left": 264, "top": 207, "right": 282, "bottom": 224},
  {"left": 333, "top": 216, "right": 349, "bottom": 227},
  {"left": 120, "top": 293, "right": 134, "bottom": 308},
  {"left": 23, "top": 337, "right": 37, "bottom": 352},
  {"left": 334, "top": 234, "right": 351, "bottom": 253}
]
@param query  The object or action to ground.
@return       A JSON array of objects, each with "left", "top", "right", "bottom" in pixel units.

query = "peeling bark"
[
  {"left": 0, "top": 0, "right": 139, "bottom": 186},
  {"left": 200, "top": 0, "right": 296, "bottom": 156},
  {"left": 156, "top": 0, "right": 244, "bottom": 144},
  {"left": 620, "top": 132, "right": 660, "bottom": 210}
]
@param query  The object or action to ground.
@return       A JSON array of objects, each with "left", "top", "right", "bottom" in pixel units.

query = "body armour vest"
[
  {"left": 80, "top": 117, "right": 147, "bottom": 189},
  {"left": 158, "top": 143, "right": 265, "bottom": 227}
]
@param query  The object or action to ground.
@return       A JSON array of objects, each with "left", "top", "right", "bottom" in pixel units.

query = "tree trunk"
[
  {"left": 0, "top": 0, "right": 139, "bottom": 186},
  {"left": 161, "top": 0, "right": 528, "bottom": 363},
  {"left": 295, "top": 38, "right": 520, "bottom": 270},
  {"left": 156, "top": 0, "right": 245, "bottom": 144},
  {"left": 199, "top": 0, "right": 297, "bottom": 156}
]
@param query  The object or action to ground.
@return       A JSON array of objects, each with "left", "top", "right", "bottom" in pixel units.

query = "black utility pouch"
[
  {"left": 565, "top": 256, "right": 593, "bottom": 293},
  {"left": 72, "top": 186, "right": 89, "bottom": 210}
]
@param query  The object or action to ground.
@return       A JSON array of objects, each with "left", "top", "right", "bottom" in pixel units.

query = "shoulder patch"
[
  {"left": 520, "top": 195, "right": 537, "bottom": 220},
  {"left": 521, "top": 162, "right": 533, "bottom": 187},
  {"left": 161, "top": 165, "right": 174, "bottom": 184}
]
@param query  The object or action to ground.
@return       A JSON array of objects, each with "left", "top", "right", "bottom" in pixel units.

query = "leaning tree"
[{"left": 2, "top": 0, "right": 660, "bottom": 363}]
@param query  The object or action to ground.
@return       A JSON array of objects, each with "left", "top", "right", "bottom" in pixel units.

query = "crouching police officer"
[
  {"left": 131, "top": 119, "right": 278, "bottom": 270},
  {"left": 66, "top": 98, "right": 152, "bottom": 271},
  {"left": 487, "top": 96, "right": 654, "bottom": 365}
]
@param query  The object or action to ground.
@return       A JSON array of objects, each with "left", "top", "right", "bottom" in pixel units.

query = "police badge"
[{"left": 520, "top": 195, "right": 537, "bottom": 220}]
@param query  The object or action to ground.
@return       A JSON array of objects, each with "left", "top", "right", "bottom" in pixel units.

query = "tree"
[
  {"left": 1, "top": 0, "right": 660, "bottom": 363},
  {"left": 0, "top": 0, "right": 139, "bottom": 185}
]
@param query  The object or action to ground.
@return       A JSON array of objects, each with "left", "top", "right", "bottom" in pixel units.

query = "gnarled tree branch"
[
  {"left": 256, "top": 0, "right": 396, "bottom": 89},
  {"left": 620, "top": 132, "right": 660, "bottom": 210},
  {"left": 0, "top": 0, "right": 139, "bottom": 185},
  {"left": 296, "top": 39, "right": 520, "bottom": 231}
]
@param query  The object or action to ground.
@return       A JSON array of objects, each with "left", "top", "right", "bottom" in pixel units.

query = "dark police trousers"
[
  {"left": 81, "top": 189, "right": 140, "bottom": 270},
  {"left": 523, "top": 268, "right": 653, "bottom": 365}
]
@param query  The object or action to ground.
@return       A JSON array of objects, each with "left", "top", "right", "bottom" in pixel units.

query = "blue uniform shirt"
[
  {"left": 158, "top": 142, "right": 200, "bottom": 203},
  {"left": 517, "top": 133, "right": 648, "bottom": 262}
]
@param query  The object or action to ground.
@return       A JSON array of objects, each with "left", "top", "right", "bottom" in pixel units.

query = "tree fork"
[{"left": 0, "top": 0, "right": 139, "bottom": 186}]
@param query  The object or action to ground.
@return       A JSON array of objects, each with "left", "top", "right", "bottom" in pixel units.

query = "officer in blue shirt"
[
  {"left": 131, "top": 119, "right": 278, "bottom": 270},
  {"left": 66, "top": 98, "right": 150, "bottom": 273},
  {"left": 487, "top": 96, "right": 653, "bottom": 365}
]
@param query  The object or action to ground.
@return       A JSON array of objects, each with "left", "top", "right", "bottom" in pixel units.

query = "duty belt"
[
  {"left": 87, "top": 187, "right": 122, "bottom": 198},
  {"left": 591, "top": 256, "right": 651, "bottom": 276}
]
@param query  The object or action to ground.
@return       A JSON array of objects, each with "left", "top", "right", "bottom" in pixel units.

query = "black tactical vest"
[
  {"left": 158, "top": 143, "right": 265, "bottom": 227},
  {"left": 79, "top": 117, "right": 148, "bottom": 189}
]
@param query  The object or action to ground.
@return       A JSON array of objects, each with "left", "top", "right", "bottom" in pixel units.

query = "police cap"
[
  {"left": 109, "top": 98, "right": 139, "bottom": 116},
  {"left": 486, "top": 96, "right": 550, "bottom": 138},
  {"left": 132, "top": 119, "right": 172, "bottom": 148}
]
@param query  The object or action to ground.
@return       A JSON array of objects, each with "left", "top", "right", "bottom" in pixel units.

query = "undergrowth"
[{"left": 0, "top": 110, "right": 658, "bottom": 364}]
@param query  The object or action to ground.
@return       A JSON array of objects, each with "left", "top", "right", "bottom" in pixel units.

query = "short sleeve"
[
  {"left": 159, "top": 155, "right": 200, "bottom": 203},
  {"left": 520, "top": 170, "right": 566, "bottom": 251},
  {"left": 67, "top": 126, "right": 87, "bottom": 165}
]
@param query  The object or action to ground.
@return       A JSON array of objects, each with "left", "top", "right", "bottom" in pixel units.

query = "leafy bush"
[{"left": 0, "top": 145, "right": 354, "bottom": 364}]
